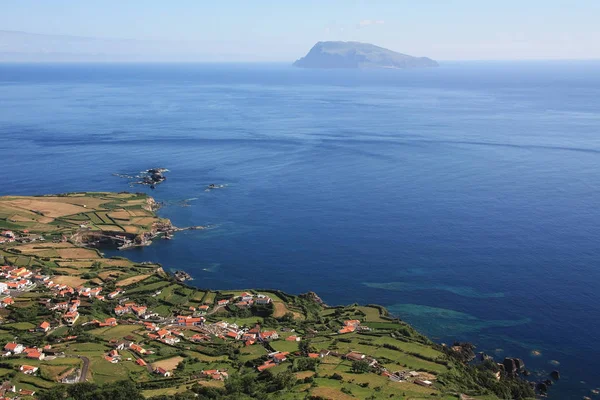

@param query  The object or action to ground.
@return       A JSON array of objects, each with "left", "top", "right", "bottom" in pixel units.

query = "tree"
[
  {"left": 351, "top": 360, "right": 370, "bottom": 374},
  {"left": 299, "top": 339, "right": 313, "bottom": 355}
]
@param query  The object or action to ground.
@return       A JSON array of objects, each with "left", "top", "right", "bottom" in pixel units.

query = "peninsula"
[
  {"left": 0, "top": 192, "right": 536, "bottom": 399},
  {"left": 293, "top": 41, "right": 439, "bottom": 69}
]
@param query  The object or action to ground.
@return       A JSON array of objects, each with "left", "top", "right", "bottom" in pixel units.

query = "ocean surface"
[{"left": 1, "top": 61, "right": 600, "bottom": 398}]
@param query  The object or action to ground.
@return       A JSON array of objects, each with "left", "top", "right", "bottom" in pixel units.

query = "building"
[
  {"left": 19, "top": 365, "right": 38, "bottom": 375},
  {"left": 37, "top": 321, "right": 51, "bottom": 333},
  {"left": 4, "top": 343, "right": 24, "bottom": 355},
  {"left": 176, "top": 315, "right": 204, "bottom": 327},
  {"left": 25, "top": 350, "right": 45, "bottom": 360},
  {"left": 255, "top": 294, "right": 272, "bottom": 305},
  {"left": 345, "top": 352, "right": 365, "bottom": 362},
  {"left": 63, "top": 311, "right": 79, "bottom": 326},
  {"left": 260, "top": 331, "right": 279, "bottom": 341},
  {"left": 154, "top": 367, "right": 171, "bottom": 377}
]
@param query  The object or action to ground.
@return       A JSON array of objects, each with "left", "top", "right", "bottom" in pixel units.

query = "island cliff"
[{"left": 293, "top": 41, "right": 439, "bottom": 69}]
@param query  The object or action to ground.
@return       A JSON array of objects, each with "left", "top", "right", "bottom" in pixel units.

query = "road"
[{"left": 78, "top": 356, "right": 90, "bottom": 382}]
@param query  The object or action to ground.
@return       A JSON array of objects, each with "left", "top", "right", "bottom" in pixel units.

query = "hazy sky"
[{"left": 1, "top": 0, "right": 599, "bottom": 61}]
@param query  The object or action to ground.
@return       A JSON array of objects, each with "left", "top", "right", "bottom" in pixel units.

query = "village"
[
  {"left": 0, "top": 193, "right": 534, "bottom": 399},
  {"left": 0, "top": 260, "right": 441, "bottom": 399}
]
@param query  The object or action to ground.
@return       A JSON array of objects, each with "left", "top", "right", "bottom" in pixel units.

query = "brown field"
[
  {"left": 18, "top": 242, "right": 74, "bottom": 250},
  {"left": 56, "top": 261, "right": 94, "bottom": 268},
  {"left": 295, "top": 371, "right": 315, "bottom": 380},
  {"left": 116, "top": 274, "right": 152, "bottom": 287},
  {"left": 102, "top": 259, "right": 133, "bottom": 267},
  {"left": 53, "top": 275, "right": 87, "bottom": 287},
  {"left": 128, "top": 209, "right": 151, "bottom": 217},
  {"left": 41, "top": 196, "right": 110, "bottom": 209},
  {"left": 56, "top": 248, "right": 100, "bottom": 259},
  {"left": 31, "top": 249, "right": 58, "bottom": 258},
  {"left": 131, "top": 217, "right": 156, "bottom": 226},
  {"left": 123, "top": 226, "right": 139, "bottom": 234},
  {"left": 8, "top": 214, "right": 35, "bottom": 222},
  {"left": 98, "top": 270, "right": 125, "bottom": 280},
  {"left": 95, "top": 224, "right": 125, "bottom": 232},
  {"left": 0, "top": 197, "right": 85, "bottom": 218},
  {"left": 273, "top": 302, "right": 303, "bottom": 320},
  {"left": 273, "top": 302, "right": 288, "bottom": 318},
  {"left": 43, "top": 365, "right": 77, "bottom": 381},
  {"left": 311, "top": 387, "right": 355, "bottom": 400},
  {"left": 151, "top": 356, "right": 183, "bottom": 371},
  {"left": 107, "top": 210, "right": 131, "bottom": 220}
]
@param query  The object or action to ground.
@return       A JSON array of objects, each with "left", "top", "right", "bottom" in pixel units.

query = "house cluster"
[
  {"left": 0, "top": 265, "right": 37, "bottom": 297},
  {"left": 257, "top": 351, "right": 290, "bottom": 372},
  {"left": 338, "top": 319, "right": 370, "bottom": 334},
  {"left": 187, "top": 304, "right": 210, "bottom": 315},
  {"left": 105, "top": 339, "right": 151, "bottom": 364},
  {"left": 104, "top": 339, "right": 152, "bottom": 367},
  {"left": 0, "top": 379, "right": 37, "bottom": 399},
  {"left": 0, "top": 229, "right": 44, "bottom": 245},
  {"left": 230, "top": 292, "right": 272, "bottom": 308},
  {"left": 0, "top": 265, "right": 100, "bottom": 328},
  {"left": 92, "top": 317, "right": 118, "bottom": 327},
  {"left": 144, "top": 324, "right": 183, "bottom": 346},
  {"left": 0, "top": 231, "right": 15, "bottom": 244},
  {"left": 190, "top": 321, "right": 280, "bottom": 347},
  {"left": 381, "top": 369, "right": 433, "bottom": 386},
  {"left": 2, "top": 342, "right": 50, "bottom": 360},
  {"left": 115, "top": 301, "right": 153, "bottom": 318},
  {"left": 200, "top": 369, "right": 228, "bottom": 381}
]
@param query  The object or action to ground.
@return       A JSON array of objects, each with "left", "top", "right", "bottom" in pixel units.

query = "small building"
[
  {"left": 257, "top": 360, "right": 276, "bottom": 372},
  {"left": 19, "top": 365, "right": 38, "bottom": 375},
  {"left": 63, "top": 311, "right": 79, "bottom": 326},
  {"left": 4, "top": 342, "right": 24, "bottom": 354},
  {"left": 260, "top": 331, "right": 279, "bottom": 341},
  {"left": 345, "top": 352, "right": 365, "bottom": 362},
  {"left": 37, "top": 321, "right": 51, "bottom": 333},
  {"left": 414, "top": 379, "right": 433, "bottom": 387},
  {"left": 154, "top": 367, "right": 171, "bottom": 377},
  {"left": 26, "top": 350, "right": 45, "bottom": 360}
]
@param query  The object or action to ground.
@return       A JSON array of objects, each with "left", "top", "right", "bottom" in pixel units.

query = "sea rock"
[
  {"left": 551, "top": 370, "right": 560, "bottom": 380},
  {"left": 503, "top": 357, "right": 525, "bottom": 376},
  {"left": 536, "top": 382, "right": 548, "bottom": 393},
  {"left": 300, "top": 291, "right": 326, "bottom": 306}
]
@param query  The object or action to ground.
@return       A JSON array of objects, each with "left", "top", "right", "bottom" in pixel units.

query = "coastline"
[{"left": 0, "top": 191, "right": 540, "bottom": 399}]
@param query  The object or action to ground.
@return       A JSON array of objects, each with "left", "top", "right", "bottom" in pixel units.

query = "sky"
[{"left": 1, "top": 0, "right": 599, "bottom": 61}]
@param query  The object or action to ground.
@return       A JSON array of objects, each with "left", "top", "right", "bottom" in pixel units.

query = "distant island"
[{"left": 293, "top": 41, "right": 439, "bottom": 69}]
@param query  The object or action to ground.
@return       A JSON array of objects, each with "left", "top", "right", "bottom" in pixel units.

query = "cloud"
[{"left": 358, "top": 19, "right": 385, "bottom": 28}]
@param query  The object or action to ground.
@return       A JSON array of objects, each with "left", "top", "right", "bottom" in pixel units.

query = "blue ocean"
[{"left": 1, "top": 62, "right": 599, "bottom": 398}]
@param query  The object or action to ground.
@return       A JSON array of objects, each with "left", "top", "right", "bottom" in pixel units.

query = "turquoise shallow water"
[{"left": 2, "top": 61, "right": 600, "bottom": 398}]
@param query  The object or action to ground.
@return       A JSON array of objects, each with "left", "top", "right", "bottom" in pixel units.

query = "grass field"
[
  {"left": 3, "top": 321, "right": 36, "bottom": 330},
  {"left": 89, "top": 325, "right": 145, "bottom": 341}
]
